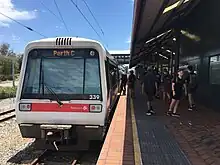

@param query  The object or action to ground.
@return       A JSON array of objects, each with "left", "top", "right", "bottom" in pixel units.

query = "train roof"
[
  {"left": 24, "top": 37, "right": 118, "bottom": 64},
  {"left": 27, "top": 37, "right": 102, "bottom": 46}
]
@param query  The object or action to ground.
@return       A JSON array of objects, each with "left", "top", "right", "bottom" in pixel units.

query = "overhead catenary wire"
[
  {"left": 69, "top": 0, "right": 107, "bottom": 48},
  {"left": 40, "top": 1, "right": 63, "bottom": 23},
  {"left": 54, "top": 0, "right": 70, "bottom": 33},
  {"left": 81, "top": 0, "right": 108, "bottom": 48},
  {"left": 0, "top": 11, "right": 47, "bottom": 38},
  {"left": 81, "top": 0, "right": 105, "bottom": 36}
]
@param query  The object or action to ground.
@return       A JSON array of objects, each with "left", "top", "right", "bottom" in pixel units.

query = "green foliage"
[
  {"left": 0, "top": 86, "right": 17, "bottom": 99},
  {"left": 0, "top": 43, "right": 22, "bottom": 81},
  {"left": 0, "top": 43, "right": 10, "bottom": 56}
]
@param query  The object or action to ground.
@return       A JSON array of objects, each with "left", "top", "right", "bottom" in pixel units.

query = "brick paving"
[
  {"left": 96, "top": 95, "right": 135, "bottom": 165},
  {"left": 133, "top": 87, "right": 192, "bottom": 165},
  {"left": 97, "top": 83, "right": 220, "bottom": 165},
  {"left": 153, "top": 98, "right": 220, "bottom": 165}
]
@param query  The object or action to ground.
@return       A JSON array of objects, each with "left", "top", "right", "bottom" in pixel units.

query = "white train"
[{"left": 15, "top": 37, "right": 121, "bottom": 149}]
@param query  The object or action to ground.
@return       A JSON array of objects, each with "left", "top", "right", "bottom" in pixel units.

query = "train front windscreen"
[{"left": 21, "top": 49, "right": 102, "bottom": 100}]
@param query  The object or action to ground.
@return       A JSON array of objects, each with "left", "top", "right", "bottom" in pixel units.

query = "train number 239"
[{"left": 89, "top": 95, "right": 100, "bottom": 100}]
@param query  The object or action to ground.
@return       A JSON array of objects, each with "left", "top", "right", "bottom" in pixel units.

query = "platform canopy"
[{"left": 130, "top": 0, "right": 201, "bottom": 68}]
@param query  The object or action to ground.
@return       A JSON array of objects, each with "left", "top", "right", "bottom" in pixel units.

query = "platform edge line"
[{"left": 130, "top": 97, "right": 143, "bottom": 165}]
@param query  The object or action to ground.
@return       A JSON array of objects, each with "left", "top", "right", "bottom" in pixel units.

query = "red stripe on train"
[{"left": 31, "top": 103, "right": 89, "bottom": 112}]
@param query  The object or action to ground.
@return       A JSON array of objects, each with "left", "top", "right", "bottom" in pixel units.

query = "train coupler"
[{"left": 40, "top": 124, "right": 72, "bottom": 143}]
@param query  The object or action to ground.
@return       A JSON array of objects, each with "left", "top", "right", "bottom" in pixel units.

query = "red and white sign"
[{"left": 31, "top": 103, "right": 89, "bottom": 112}]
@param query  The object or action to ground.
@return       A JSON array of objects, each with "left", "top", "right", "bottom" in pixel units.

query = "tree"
[
  {"left": 0, "top": 43, "right": 10, "bottom": 56},
  {"left": 18, "top": 54, "right": 23, "bottom": 70},
  {"left": 8, "top": 49, "right": 16, "bottom": 56}
]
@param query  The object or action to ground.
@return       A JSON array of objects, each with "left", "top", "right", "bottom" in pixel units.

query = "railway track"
[
  {"left": 29, "top": 149, "right": 93, "bottom": 165},
  {"left": 0, "top": 109, "right": 15, "bottom": 122}
]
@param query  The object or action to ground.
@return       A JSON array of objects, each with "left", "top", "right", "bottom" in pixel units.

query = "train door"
[
  {"left": 105, "top": 58, "right": 110, "bottom": 95},
  {"left": 106, "top": 58, "right": 118, "bottom": 105}
]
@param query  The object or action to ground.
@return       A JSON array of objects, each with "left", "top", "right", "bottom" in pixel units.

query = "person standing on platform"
[
  {"left": 127, "top": 70, "right": 136, "bottom": 98},
  {"left": 161, "top": 68, "right": 172, "bottom": 102},
  {"left": 167, "top": 69, "right": 184, "bottom": 117},
  {"left": 186, "top": 65, "right": 198, "bottom": 111},
  {"left": 121, "top": 73, "right": 127, "bottom": 95},
  {"left": 143, "top": 66, "right": 157, "bottom": 116},
  {"left": 154, "top": 67, "right": 161, "bottom": 99}
]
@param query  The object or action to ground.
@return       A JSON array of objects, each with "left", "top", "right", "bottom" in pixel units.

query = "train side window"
[
  {"left": 210, "top": 55, "right": 220, "bottom": 84},
  {"left": 105, "top": 59, "right": 110, "bottom": 93}
]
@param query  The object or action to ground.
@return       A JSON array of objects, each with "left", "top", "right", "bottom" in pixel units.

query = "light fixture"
[
  {"left": 184, "top": 0, "right": 190, "bottom": 3},
  {"left": 145, "top": 38, "right": 155, "bottom": 44},
  {"left": 159, "top": 53, "right": 168, "bottom": 59},
  {"left": 163, "top": 0, "right": 191, "bottom": 14},
  {"left": 145, "top": 30, "right": 172, "bottom": 43},
  {"left": 163, "top": 1, "right": 181, "bottom": 14},
  {"left": 180, "top": 30, "right": 201, "bottom": 42}
]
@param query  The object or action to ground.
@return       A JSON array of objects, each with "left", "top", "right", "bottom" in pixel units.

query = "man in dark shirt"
[
  {"left": 143, "top": 66, "right": 157, "bottom": 116},
  {"left": 128, "top": 70, "right": 136, "bottom": 98}
]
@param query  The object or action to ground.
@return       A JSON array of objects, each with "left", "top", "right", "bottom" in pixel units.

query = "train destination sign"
[
  {"left": 28, "top": 49, "right": 99, "bottom": 58},
  {"left": 53, "top": 50, "right": 75, "bottom": 56}
]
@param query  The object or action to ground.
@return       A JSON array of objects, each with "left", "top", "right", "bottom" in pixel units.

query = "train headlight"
[
  {"left": 19, "top": 103, "right": 31, "bottom": 111},
  {"left": 89, "top": 104, "right": 102, "bottom": 113}
]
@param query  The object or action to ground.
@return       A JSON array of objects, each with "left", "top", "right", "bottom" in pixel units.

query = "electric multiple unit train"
[{"left": 15, "top": 37, "right": 123, "bottom": 148}]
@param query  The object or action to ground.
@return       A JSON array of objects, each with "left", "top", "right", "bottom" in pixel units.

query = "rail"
[{"left": 0, "top": 109, "right": 15, "bottom": 122}]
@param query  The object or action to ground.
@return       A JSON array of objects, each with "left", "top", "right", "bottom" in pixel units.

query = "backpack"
[{"left": 189, "top": 73, "right": 198, "bottom": 89}]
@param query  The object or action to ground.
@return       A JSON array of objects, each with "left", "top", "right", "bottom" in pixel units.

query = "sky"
[{"left": 0, "top": 0, "right": 134, "bottom": 53}]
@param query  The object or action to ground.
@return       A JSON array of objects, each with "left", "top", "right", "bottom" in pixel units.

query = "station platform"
[{"left": 97, "top": 83, "right": 220, "bottom": 165}]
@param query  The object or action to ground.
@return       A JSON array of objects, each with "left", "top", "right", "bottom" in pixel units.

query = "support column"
[
  {"left": 160, "top": 63, "right": 163, "bottom": 72},
  {"left": 173, "top": 29, "right": 180, "bottom": 81},
  {"left": 169, "top": 52, "right": 173, "bottom": 75}
]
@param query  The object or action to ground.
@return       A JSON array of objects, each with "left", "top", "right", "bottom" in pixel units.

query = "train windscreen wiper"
[{"left": 42, "top": 82, "right": 64, "bottom": 106}]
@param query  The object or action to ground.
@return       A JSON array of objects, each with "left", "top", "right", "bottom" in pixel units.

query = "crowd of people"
[{"left": 121, "top": 65, "right": 198, "bottom": 117}]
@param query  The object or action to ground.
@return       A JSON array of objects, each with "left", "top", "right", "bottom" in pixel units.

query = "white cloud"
[
  {"left": 0, "top": 21, "right": 9, "bottom": 27},
  {"left": 0, "top": 0, "right": 37, "bottom": 27},
  {"left": 11, "top": 34, "right": 20, "bottom": 43},
  {"left": 55, "top": 25, "right": 63, "bottom": 29},
  {"left": 55, "top": 25, "right": 63, "bottom": 31}
]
